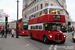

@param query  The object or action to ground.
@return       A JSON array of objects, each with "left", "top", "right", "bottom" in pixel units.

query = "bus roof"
[{"left": 29, "top": 6, "right": 63, "bottom": 16}]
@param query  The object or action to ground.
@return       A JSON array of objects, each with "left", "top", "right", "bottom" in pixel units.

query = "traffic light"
[
  {"left": 5, "top": 15, "right": 8, "bottom": 38},
  {"left": 5, "top": 17, "right": 8, "bottom": 23},
  {"left": 5, "top": 15, "right": 8, "bottom": 22},
  {"left": 68, "top": 21, "right": 71, "bottom": 25}
]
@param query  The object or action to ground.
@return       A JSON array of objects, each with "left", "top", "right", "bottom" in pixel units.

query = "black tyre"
[
  {"left": 43, "top": 36, "right": 49, "bottom": 44},
  {"left": 30, "top": 33, "right": 33, "bottom": 39},
  {"left": 73, "top": 39, "right": 75, "bottom": 42},
  {"left": 60, "top": 40, "right": 65, "bottom": 44}
]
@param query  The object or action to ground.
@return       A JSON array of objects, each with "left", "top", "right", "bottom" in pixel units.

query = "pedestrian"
[
  {"left": 1, "top": 28, "right": 5, "bottom": 38},
  {"left": 9, "top": 29, "right": 11, "bottom": 34},
  {"left": 11, "top": 28, "right": 15, "bottom": 37}
]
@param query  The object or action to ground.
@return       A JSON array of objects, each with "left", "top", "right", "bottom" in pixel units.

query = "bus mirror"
[{"left": 45, "top": 24, "right": 47, "bottom": 27}]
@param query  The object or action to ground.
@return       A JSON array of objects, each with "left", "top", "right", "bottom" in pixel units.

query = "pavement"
[
  {"left": 63, "top": 31, "right": 73, "bottom": 37},
  {"left": 0, "top": 34, "right": 40, "bottom": 50}
]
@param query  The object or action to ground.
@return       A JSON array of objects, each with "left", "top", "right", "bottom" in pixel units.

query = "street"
[
  {"left": 25, "top": 32, "right": 75, "bottom": 50},
  {"left": 0, "top": 32, "right": 75, "bottom": 50}
]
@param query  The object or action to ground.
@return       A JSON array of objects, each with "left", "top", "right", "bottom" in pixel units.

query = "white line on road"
[
  {"left": 26, "top": 44, "right": 29, "bottom": 46},
  {"left": 49, "top": 45, "right": 54, "bottom": 50},
  {"left": 66, "top": 33, "right": 72, "bottom": 39}
]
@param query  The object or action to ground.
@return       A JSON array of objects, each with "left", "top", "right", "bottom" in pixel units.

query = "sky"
[
  {"left": 0, "top": 0, "right": 75, "bottom": 22},
  {"left": 0, "top": 0, "right": 23, "bottom": 22}
]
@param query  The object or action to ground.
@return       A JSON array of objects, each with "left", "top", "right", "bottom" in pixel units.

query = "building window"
[
  {"left": 33, "top": 8, "right": 34, "bottom": 12},
  {"left": 41, "top": 4, "right": 43, "bottom": 9},
  {"left": 35, "top": 0, "right": 36, "bottom": 2},
  {"left": 37, "top": 5, "right": 38, "bottom": 10},
  {"left": 37, "top": 0, "right": 38, "bottom": 2},
  {"left": 35, "top": 7, "right": 36, "bottom": 11},
  {"left": 25, "top": 15, "right": 26, "bottom": 18},
  {"left": 51, "top": 4, "right": 53, "bottom": 6},
  {"left": 45, "top": 3, "right": 48, "bottom": 7}
]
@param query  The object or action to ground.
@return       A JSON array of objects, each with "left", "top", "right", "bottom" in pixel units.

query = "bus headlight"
[
  {"left": 50, "top": 35, "right": 52, "bottom": 38},
  {"left": 23, "top": 32, "right": 24, "bottom": 33},
  {"left": 73, "top": 36, "right": 75, "bottom": 39},
  {"left": 64, "top": 35, "right": 66, "bottom": 38}
]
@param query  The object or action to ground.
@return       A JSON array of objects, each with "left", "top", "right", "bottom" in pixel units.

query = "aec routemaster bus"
[
  {"left": 16, "top": 18, "right": 28, "bottom": 35},
  {"left": 28, "top": 6, "right": 66, "bottom": 44},
  {"left": 0, "top": 26, "right": 2, "bottom": 34}
]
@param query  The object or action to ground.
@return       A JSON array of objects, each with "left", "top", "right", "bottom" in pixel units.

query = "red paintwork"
[
  {"left": 28, "top": 30, "right": 66, "bottom": 42},
  {"left": 20, "top": 31, "right": 28, "bottom": 35},
  {"left": 0, "top": 26, "right": 2, "bottom": 29},
  {"left": 28, "top": 14, "right": 66, "bottom": 42},
  {"left": 15, "top": 18, "right": 28, "bottom": 35},
  {"left": 28, "top": 14, "right": 65, "bottom": 24}
]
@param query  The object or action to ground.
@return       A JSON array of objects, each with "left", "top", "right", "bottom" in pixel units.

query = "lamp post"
[{"left": 16, "top": 0, "right": 19, "bottom": 38}]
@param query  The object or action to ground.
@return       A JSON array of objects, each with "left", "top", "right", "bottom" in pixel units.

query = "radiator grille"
[{"left": 54, "top": 34, "right": 62, "bottom": 41}]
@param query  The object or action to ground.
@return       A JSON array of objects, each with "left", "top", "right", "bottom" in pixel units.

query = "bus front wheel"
[
  {"left": 60, "top": 40, "right": 65, "bottom": 44},
  {"left": 43, "top": 36, "right": 49, "bottom": 44}
]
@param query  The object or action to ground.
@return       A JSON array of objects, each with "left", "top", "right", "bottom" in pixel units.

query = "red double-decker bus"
[
  {"left": 16, "top": 18, "right": 28, "bottom": 35},
  {"left": 0, "top": 26, "right": 2, "bottom": 29},
  {"left": 28, "top": 6, "right": 66, "bottom": 44},
  {"left": 0, "top": 26, "right": 2, "bottom": 34}
]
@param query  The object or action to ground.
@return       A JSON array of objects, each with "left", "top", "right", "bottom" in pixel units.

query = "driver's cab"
[{"left": 44, "top": 22, "right": 62, "bottom": 31}]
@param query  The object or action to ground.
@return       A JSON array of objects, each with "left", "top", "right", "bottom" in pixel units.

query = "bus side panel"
[
  {"left": 48, "top": 14, "right": 53, "bottom": 22},
  {"left": 20, "top": 31, "right": 28, "bottom": 35},
  {"left": 38, "top": 16, "right": 44, "bottom": 23},
  {"left": 42, "top": 15, "right": 48, "bottom": 22},
  {"left": 18, "top": 21, "right": 23, "bottom": 35},
  {"left": 37, "top": 30, "right": 43, "bottom": 40},
  {"left": 33, "top": 30, "right": 38, "bottom": 39},
  {"left": 28, "top": 30, "right": 37, "bottom": 38},
  {"left": 61, "top": 15, "right": 65, "bottom": 22},
  {"left": 28, "top": 30, "right": 31, "bottom": 37},
  {"left": 18, "top": 24, "right": 20, "bottom": 35}
]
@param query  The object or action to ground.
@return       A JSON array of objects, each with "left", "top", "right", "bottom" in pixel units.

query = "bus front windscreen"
[
  {"left": 48, "top": 23, "right": 57, "bottom": 31},
  {"left": 44, "top": 23, "right": 61, "bottom": 31},
  {"left": 23, "top": 25, "right": 28, "bottom": 31}
]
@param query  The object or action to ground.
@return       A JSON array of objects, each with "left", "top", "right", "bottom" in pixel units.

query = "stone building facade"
[
  {"left": 22, "top": 0, "right": 69, "bottom": 25},
  {"left": 0, "top": 22, "right": 16, "bottom": 29}
]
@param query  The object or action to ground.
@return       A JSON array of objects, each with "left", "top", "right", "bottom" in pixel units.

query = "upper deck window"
[
  {"left": 49, "top": 9, "right": 56, "bottom": 14},
  {"left": 44, "top": 9, "right": 48, "bottom": 14},
  {"left": 23, "top": 18, "right": 28, "bottom": 23},
  {"left": 57, "top": 9, "right": 63, "bottom": 14},
  {"left": 40, "top": 12, "right": 42, "bottom": 16},
  {"left": 42, "top": 9, "right": 48, "bottom": 15}
]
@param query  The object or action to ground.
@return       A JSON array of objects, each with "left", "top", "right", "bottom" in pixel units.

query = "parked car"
[{"left": 72, "top": 31, "right": 75, "bottom": 42}]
